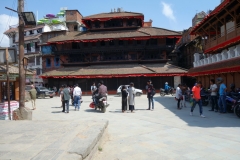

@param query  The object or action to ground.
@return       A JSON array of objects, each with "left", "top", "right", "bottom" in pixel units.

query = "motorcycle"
[
  {"left": 90, "top": 95, "right": 109, "bottom": 113},
  {"left": 227, "top": 92, "right": 240, "bottom": 117},
  {"left": 200, "top": 89, "right": 210, "bottom": 106},
  {"left": 160, "top": 87, "right": 175, "bottom": 96}
]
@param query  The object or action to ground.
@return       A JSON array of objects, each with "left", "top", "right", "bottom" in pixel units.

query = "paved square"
[{"left": 5, "top": 95, "right": 240, "bottom": 160}]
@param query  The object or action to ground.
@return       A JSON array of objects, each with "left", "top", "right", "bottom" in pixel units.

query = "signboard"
[
  {"left": 0, "top": 75, "right": 16, "bottom": 81},
  {"left": 0, "top": 48, "right": 17, "bottom": 64}
]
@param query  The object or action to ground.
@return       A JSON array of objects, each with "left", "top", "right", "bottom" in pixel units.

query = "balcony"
[
  {"left": 193, "top": 44, "right": 240, "bottom": 67},
  {"left": 53, "top": 45, "right": 172, "bottom": 55},
  {"left": 205, "top": 23, "right": 240, "bottom": 51}
]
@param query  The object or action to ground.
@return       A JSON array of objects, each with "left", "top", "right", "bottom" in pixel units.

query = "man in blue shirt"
[
  {"left": 217, "top": 77, "right": 227, "bottom": 113},
  {"left": 165, "top": 82, "right": 170, "bottom": 94}
]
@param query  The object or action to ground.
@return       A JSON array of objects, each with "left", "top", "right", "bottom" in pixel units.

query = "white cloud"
[
  {"left": 161, "top": 2, "right": 176, "bottom": 22},
  {"left": 0, "top": 14, "right": 18, "bottom": 47}
]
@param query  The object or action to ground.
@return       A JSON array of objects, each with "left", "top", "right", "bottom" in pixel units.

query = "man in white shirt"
[
  {"left": 175, "top": 84, "right": 182, "bottom": 109},
  {"left": 91, "top": 82, "right": 97, "bottom": 94},
  {"left": 73, "top": 84, "right": 82, "bottom": 111},
  {"left": 209, "top": 79, "right": 218, "bottom": 112}
]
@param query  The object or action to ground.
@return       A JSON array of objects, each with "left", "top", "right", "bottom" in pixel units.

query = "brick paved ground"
[{"left": 2, "top": 94, "right": 239, "bottom": 160}]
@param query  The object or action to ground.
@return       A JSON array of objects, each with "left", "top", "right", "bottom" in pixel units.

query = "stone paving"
[{"left": 1, "top": 94, "right": 240, "bottom": 160}]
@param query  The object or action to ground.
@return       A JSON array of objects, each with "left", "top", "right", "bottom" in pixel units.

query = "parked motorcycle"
[
  {"left": 90, "top": 95, "right": 109, "bottom": 113},
  {"left": 160, "top": 87, "right": 175, "bottom": 96},
  {"left": 200, "top": 89, "right": 210, "bottom": 106}
]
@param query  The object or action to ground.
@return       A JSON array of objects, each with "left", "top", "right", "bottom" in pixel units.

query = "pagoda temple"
[{"left": 41, "top": 10, "right": 187, "bottom": 94}]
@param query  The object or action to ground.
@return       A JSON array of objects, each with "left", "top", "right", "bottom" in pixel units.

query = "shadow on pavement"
[
  {"left": 154, "top": 96, "right": 240, "bottom": 128},
  {"left": 84, "top": 109, "right": 102, "bottom": 113},
  {"left": 51, "top": 111, "right": 63, "bottom": 113}
]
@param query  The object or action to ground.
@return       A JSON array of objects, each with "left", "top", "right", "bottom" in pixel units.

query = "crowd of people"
[
  {"left": 174, "top": 77, "right": 232, "bottom": 118},
  {"left": 121, "top": 80, "right": 155, "bottom": 113}
]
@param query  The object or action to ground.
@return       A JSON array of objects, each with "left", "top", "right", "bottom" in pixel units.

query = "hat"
[
  {"left": 217, "top": 77, "right": 223, "bottom": 83},
  {"left": 165, "top": 82, "right": 168, "bottom": 84}
]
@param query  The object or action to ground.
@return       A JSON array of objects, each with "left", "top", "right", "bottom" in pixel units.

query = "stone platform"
[{"left": 0, "top": 120, "right": 108, "bottom": 160}]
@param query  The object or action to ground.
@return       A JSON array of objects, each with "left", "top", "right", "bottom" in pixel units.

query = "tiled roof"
[
  {"left": 4, "top": 25, "right": 45, "bottom": 34},
  {"left": 41, "top": 63, "right": 187, "bottom": 77},
  {"left": 15, "top": 34, "right": 41, "bottom": 43},
  {"left": 0, "top": 65, "right": 33, "bottom": 75},
  {"left": 4, "top": 28, "right": 18, "bottom": 34},
  {"left": 83, "top": 12, "right": 143, "bottom": 19},
  {"left": 48, "top": 27, "right": 181, "bottom": 43},
  {"left": 188, "top": 56, "right": 240, "bottom": 75},
  {"left": 143, "top": 64, "right": 188, "bottom": 73}
]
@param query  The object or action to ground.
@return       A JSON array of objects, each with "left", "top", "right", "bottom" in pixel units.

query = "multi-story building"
[
  {"left": 40, "top": 10, "right": 187, "bottom": 94},
  {"left": 189, "top": 0, "right": 240, "bottom": 88},
  {"left": 4, "top": 8, "right": 84, "bottom": 86}
]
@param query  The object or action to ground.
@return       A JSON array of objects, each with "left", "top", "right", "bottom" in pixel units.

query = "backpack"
[{"left": 151, "top": 88, "right": 156, "bottom": 96}]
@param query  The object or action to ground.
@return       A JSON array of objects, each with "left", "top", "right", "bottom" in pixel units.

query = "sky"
[{"left": 0, "top": 0, "right": 221, "bottom": 47}]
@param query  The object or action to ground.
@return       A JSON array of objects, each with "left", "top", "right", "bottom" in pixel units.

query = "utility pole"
[{"left": 18, "top": 0, "right": 25, "bottom": 108}]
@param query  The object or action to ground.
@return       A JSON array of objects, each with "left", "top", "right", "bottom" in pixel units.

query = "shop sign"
[{"left": 0, "top": 75, "right": 16, "bottom": 81}]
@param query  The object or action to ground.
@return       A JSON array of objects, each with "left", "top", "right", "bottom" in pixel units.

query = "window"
[
  {"left": 72, "top": 42, "right": 80, "bottom": 49},
  {"left": 100, "top": 41, "right": 105, "bottom": 46},
  {"left": 70, "top": 11, "right": 73, "bottom": 15},
  {"left": 37, "top": 28, "right": 42, "bottom": 33},
  {"left": 128, "top": 40, "right": 133, "bottom": 45},
  {"left": 84, "top": 43, "right": 88, "bottom": 47},
  {"left": 127, "top": 19, "right": 133, "bottom": 26},
  {"left": 119, "top": 40, "right": 124, "bottom": 45},
  {"left": 29, "top": 30, "right": 33, "bottom": 35},
  {"left": 150, "top": 39, "right": 157, "bottom": 45},
  {"left": 109, "top": 40, "right": 114, "bottom": 46},
  {"left": 104, "top": 19, "right": 123, "bottom": 28},
  {"left": 35, "top": 42, "right": 39, "bottom": 51},
  {"left": 74, "top": 25, "right": 78, "bottom": 31},
  {"left": 12, "top": 34, "right": 16, "bottom": 43},
  {"left": 54, "top": 57, "right": 60, "bottom": 67},
  {"left": 94, "top": 21, "right": 101, "bottom": 28},
  {"left": 48, "top": 34, "right": 52, "bottom": 39},
  {"left": 24, "top": 32, "right": 26, "bottom": 36},
  {"left": 36, "top": 56, "right": 40, "bottom": 65},
  {"left": 46, "top": 58, "right": 51, "bottom": 67},
  {"left": 27, "top": 43, "right": 31, "bottom": 52},
  {"left": 36, "top": 68, "right": 41, "bottom": 75}
]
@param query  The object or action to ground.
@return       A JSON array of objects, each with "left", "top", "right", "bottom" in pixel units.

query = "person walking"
[
  {"left": 217, "top": 77, "right": 227, "bottom": 113},
  {"left": 147, "top": 82, "right": 155, "bottom": 111},
  {"left": 73, "top": 84, "right": 82, "bottom": 111},
  {"left": 175, "top": 84, "right": 183, "bottom": 109},
  {"left": 29, "top": 85, "right": 37, "bottom": 110},
  {"left": 121, "top": 85, "right": 128, "bottom": 113},
  {"left": 127, "top": 82, "right": 135, "bottom": 113},
  {"left": 62, "top": 84, "right": 71, "bottom": 113},
  {"left": 190, "top": 81, "right": 205, "bottom": 118},
  {"left": 209, "top": 79, "right": 218, "bottom": 112},
  {"left": 59, "top": 86, "right": 64, "bottom": 108}
]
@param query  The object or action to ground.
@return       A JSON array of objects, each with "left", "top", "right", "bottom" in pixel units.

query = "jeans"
[
  {"left": 177, "top": 98, "right": 181, "bottom": 108},
  {"left": 148, "top": 97, "right": 154, "bottom": 109},
  {"left": 210, "top": 96, "right": 218, "bottom": 111},
  {"left": 64, "top": 100, "right": 70, "bottom": 112},
  {"left": 191, "top": 99, "right": 203, "bottom": 115},
  {"left": 218, "top": 95, "right": 226, "bottom": 113},
  {"left": 74, "top": 96, "right": 81, "bottom": 110}
]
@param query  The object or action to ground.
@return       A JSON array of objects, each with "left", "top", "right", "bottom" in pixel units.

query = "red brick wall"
[
  {"left": 143, "top": 22, "right": 152, "bottom": 27},
  {"left": 65, "top": 10, "right": 82, "bottom": 23}
]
